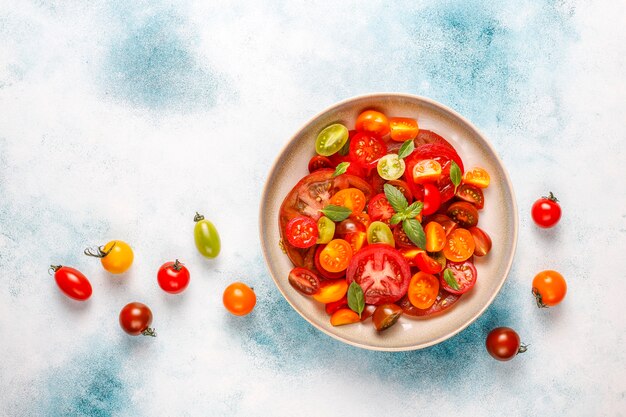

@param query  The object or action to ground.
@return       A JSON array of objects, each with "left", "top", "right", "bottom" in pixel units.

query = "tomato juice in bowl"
[{"left": 259, "top": 93, "right": 517, "bottom": 351}]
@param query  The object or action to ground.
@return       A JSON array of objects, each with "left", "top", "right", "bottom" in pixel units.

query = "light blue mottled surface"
[{"left": 1, "top": 1, "right": 625, "bottom": 416}]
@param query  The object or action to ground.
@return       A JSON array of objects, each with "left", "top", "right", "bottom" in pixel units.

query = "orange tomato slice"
[
  {"left": 345, "top": 231, "right": 367, "bottom": 253},
  {"left": 312, "top": 279, "right": 349, "bottom": 303},
  {"left": 425, "top": 221, "right": 446, "bottom": 252},
  {"left": 412, "top": 159, "right": 442, "bottom": 184},
  {"left": 408, "top": 272, "right": 440, "bottom": 309},
  {"left": 330, "top": 188, "right": 366, "bottom": 213},
  {"left": 350, "top": 212, "right": 371, "bottom": 229},
  {"left": 463, "top": 167, "right": 490, "bottom": 188},
  {"left": 442, "top": 228, "right": 475, "bottom": 262},
  {"left": 389, "top": 117, "right": 419, "bottom": 142},
  {"left": 330, "top": 308, "right": 361, "bottom": 326},
  {"left": 319, "top": 239, "right": 353, "bottom": 272}
]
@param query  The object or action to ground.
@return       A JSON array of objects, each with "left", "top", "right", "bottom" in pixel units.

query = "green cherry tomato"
[
  {"left": 377, "top": 154, "right": 406, "bottom": 180},
  {"left": 194, "top": 212, "right": 221, "bottom": 258},
  {"left": 317, "top": 216, "right": 336, "bottom": 244},
  {"left": 367, "top": 221, "right": 395, "bottom": 247},
  {"left": 315, "top": 123, "right": 349, "bottom": 156}
]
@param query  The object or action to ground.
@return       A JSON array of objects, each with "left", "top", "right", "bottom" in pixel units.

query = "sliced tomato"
[
  {"left": 422, "top": 183, "right": 441, "bottom": 216},
  {"left": 349, "top": 132, "right": 387, "bottom": 169},
  {"left": 463, "top": 167, "right": 490, "bottom": 188},
  {"left": 425, "top": 214, "right": 458, "bottom": 236},
  {"left": 288, "top": 267, "right": 321, "bottom": 295},
  {"left": 329, "top": 188, "right": 367, "bottom": 213},
  {"left": 355, "top": 110, "right": 390, "bottom": 137},
  {"left": 425, "top": 221, "right": 446, "bottom": 252},
  {"left": 330, "top": 308, "right": 361, "bottom": 326},
  {"left": 404, "top": 143, "right": 464, "bottom": 203},
  {"left": 393, "top": 224, "right": 415, "bottom": 248},
  {"left": 469, "top": 226, "right": 492, "bottom": 256},
  {"left": 398, "top": 289, "right": 461, "bottom": 317},
  {"left": 285, "top": 216, "right": 318, "bottom": 248},
  {"left": 314, "top": 245, "right": 346, "bottom": 279},
  {"left": 412, "top": 159, "right": 442, "bottom": 184},
  {"left": 366, "top": 193, "right": 395, "bottom": 223},
  {"left": 386, "top": 179, "right": 413, "bottom": 202},
  {"left": 442, "top": 259, "right": 477, "bottom": 294},
  {"left": 349, "top": 212, "right": 371, "bottom": 229},
  {"left": 346, "top": 244, "right": 411, "bottom": 305},
  {"left": 413, "top": 130, "right": 455, "bottom": 148},
  {"left": 415, "top": 252, "right": 443, "bottom": 274},
  {"left": 455, "top": 184, "right": 484, "bottom": 209},
  {"left": 328, "top": 153, "right": 365, "bottom": 177},
  {"left": 325, "top": 295, "right": 348, "bottom": 315},
  {"left": 447, "top": 201, "right": 479, "bottom": 228},
  {"left": 345, "top": 231, "right": 367, "bottom": 253},
  {"left": 443, "top": 228, "right": 475, "bottom": 262},
  {"left": 398, "top": 247, "right": 425, "bottom": 267},
  {"left": 308, "top": 155, "right": 333, "bottom": 173},
  {"left": 408, "top": 271, "right": 440, "bottom": 309},
  {"left": 366, "top": 170, "right": 386, "bottom": 194},
  {"left": 312, "top": 279, "right": 349, "bottom": 303},
  {"left": 319, "top": 239, "right": 353, "bottom": 273},
  {"left": 389, "top": 117, "right": 419, "bottom": 142}
]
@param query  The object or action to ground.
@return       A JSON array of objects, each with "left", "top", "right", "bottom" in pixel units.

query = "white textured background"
[{"left": 1, "top": 1, "right": 625, "bottom": 416}]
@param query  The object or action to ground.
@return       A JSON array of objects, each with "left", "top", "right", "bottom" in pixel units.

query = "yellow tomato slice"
[
  {"left": 463, "top": 167, "right": 490, "bottom": 188},
  {"left": 412, "top": 159, "right": 442, "bottom": 184}
]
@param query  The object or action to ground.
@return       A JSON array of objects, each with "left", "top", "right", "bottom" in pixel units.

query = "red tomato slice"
[
  {"left": 413, "top": 130, "right": 455, "bottom": 148},
  {"left": 442, "top": 259, "right": 477, "bottom": 294},
  {"left": 404, "top": 143, "right": 464, "bottom": 203},
  {"left": 308, "top": 155, "right": 333, "bottom": 173},
  {"left": 398, "top": 289, "right": 461, "bottom": 317},
  {"left": 346, "top": 244, "right": 411, "bottom": 305},
  {"left": 415, "top": 252, "right": 443, "bottom": 274},
  {"left": 349, "top": 132, "right": 387, "bottom": 169},
  {"left": 366, "top": 193, "right": 395, "bottom": 223},
  {"left": 314, "top": 245, "right": 346, "bottom": 280},
  {"left": 285, "top": 216, "right": 318, "bottom": 248}
]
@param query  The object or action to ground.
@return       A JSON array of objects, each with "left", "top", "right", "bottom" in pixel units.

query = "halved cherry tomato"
[
  {"left": 432, "top": 251, "right": 447, "bottom": 270},
  {"left": 308, "top": 155, "right": 333, "bottom": 173},
  {"left": 447, "top": 201, "right": 479, "bottom": 228},
  {"left": 404, "top": 143, "right": 464, "bottom": 203},
  {"left": 442, "top": 260, "right": 477, "bottom": 294},
  {"left": 336, "top": 218, "right": 366, "bottom": 237},
  {"left": 313, "top": 279, "right": 349, "bottom": 303},
  {"left": 408, "top": 272, "right": 440, "bottom": 309},
  {"left": 398, "top": 289, "right": 461, "bottom": 317},
  {"left": 361, "top": 304, "right": 377, "bottom": 321},
  {"left": 422, "top": 183, "right": 441, "bottom": 216},
  {"left": 532, "top": 270, "right": 567, "bottom": 307},
  {"left": 316, "top": 216, "right": 335, "bottom": 244},
  {"left": 413, "top": 130, "right": 454, "bottom": 148},
  {"left": 427, "top": 214, "right": 458, "bottom": 236},
  {"left": 355, "top": 110, "right": 390, "bottom": 137},
  {"left": 372, "top": 304, "right": 403, "bottom": 331},
  {"left": 455, "top": 184, "right": 484, "bottom": 209},
  {"left": 314, "top": 245, "right": 345, "bottom": 279},
  {"left": 349, "top": 132, "right": 388, "bottom": 168},
  {"left": 366, "top": 169, "right": 386, "bottom": 194},
  {"left": 330, "top": 308, "right": 361, "bottom": 326},
  {"left": 425, "top": 221, "right": 446, "bottom": 252},
  {"left": 319, "top": 239, "right": 353, "bottom": 273},
  {"left": 389, "top": 117, "right": 419, "bottom": 142},
  {"left": 366, "top": 221, "right": 395, "bottom": 247},
  {"left": 345, "top": 231, "right": 367, "bottom": 253},
  {"left": 285, "top": 216, "right": 319, "bottom": 248},
  {"left": 316, "top": 123, "right": 349, "bottom": 156},
  {"left": 349, "top": 212, "right": 371, "bottom": 229},
  {"left": 386, "top": 179, "right": 413, "bottom": 202},
  {"left": 325, "top": 295, "right": 348, "bottom": 315},
  {"left": 393, "top": 224, "right": 414, "bottom": 248},
  {"left": 463, "top": 167, "right": 490, "bottom": 188},
  {"left": 366, "top": 193, "right": 395, "bottom": 223},
  {"left": 288, "top": 267, "right": 321, "bottom": 295},
  {"left": 398, "top": 247, "right": 425, "bottom": 267},
  {"left": 415, "top": 252, "right": 443, "bottom": 274},
  {"left": 469, "top": 226, "right": 492, "bottom": 256},
  {"left": 412, "top": 159, "right": 442, "bottom": 184},
  {"left": 377, "top": 154, "right": 406, "bottom": 180},
  {"left": 330, "top": 188, "right": 366, "bottom": 213},
  {"left": 443, "top": 228, "right": 475, "bottom": 262}
]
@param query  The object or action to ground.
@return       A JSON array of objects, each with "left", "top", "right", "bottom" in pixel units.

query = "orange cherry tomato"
[
  {"left": 463, "top": 167, "right": 490, "bottom": 188},
  {"left": 398, "top": 247, "right": 425, "bottom": 267},
  {"left": 313, "top": 279, "right": 349, "bottom": 303},
  {"left": 223, "top": 282, "right": 256, "bottom": 316},
  {"left": 412, "top": 159, "right": 442, "bottom": 184},
  {"left": 330, "top": 308, "right": 361, "bottom": 326},
  {"left": 389, "top": 117, "right": 419, "bottom": 142},
  {"left": 532, "top": 270, "right": 567, "bottom": 307},
  {"left": 330, "top": 188, "right": 366, "bottom": 213},
  {"left": 442, "top": 228, "right": 475, "bottom": 262},
  {"left": 355, "top": 110, "right": 390, "bottom": 136},
  {"left": 408, "top": 272, "right": 440, "bottom": 309},
  {"left": 350, "top": 212, "right": 371, "bottom": 229},
  {"left": 425, "top": 221, "right": 446, "bottom": 252},
  {"left": 319, "top": 239, "right": 353, "bottom": 273},
  {"left": 345, "top": 231, "right": 367, "bottom": 253}
]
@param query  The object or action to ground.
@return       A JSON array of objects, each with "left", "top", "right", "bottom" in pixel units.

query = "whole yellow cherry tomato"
[{"left": 84, "top": 240, "right": 134, "bottom": 274}]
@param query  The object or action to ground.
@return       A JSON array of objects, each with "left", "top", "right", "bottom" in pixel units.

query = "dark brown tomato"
[
  {"left": 372, "top": 303, "right": 403, "bottom": 331},
  {"left": 447, "top": 201, "right": 479, "bottom": 228},
  {"left": 308, "top": 155, "right": 333, "bottom": 173},
  {"left": 455, "top": 184, "right": 485, "bottom": 209},
  {"left": 393, "top": 224, "right": 415, "bottom": 249},
  {"left": 386, "top": 179, "right": 414, "bottom": 203},
  {"left": 288, "top": 267, "right": 321, "bottom": 295},
  {"left": 413, "top": 130, "right": 455, "bottom": 148}
]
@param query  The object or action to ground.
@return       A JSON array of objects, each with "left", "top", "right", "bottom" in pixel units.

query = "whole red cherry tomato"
[
  {"left": 422, "top": 183, "right": 441, "bottom": 216},
  {"left": 50, "top": 265, "right": 92, "bottom": 301},
  {"left": 531, "top": 192, "right": 561, "bottom": 228},
  {"left": 119, "top": 302, "right": 156, "bottom": 337},
  {"left": 157, "top": 260, "right": 190, "bottom": 294},
  {"left": 485, "top": 327, "right": 527, "bottom": 361}
]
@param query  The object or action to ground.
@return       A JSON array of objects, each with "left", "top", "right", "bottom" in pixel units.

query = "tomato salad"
[{"left": 279, "top": 109, "right": 493, "bottom": 331}]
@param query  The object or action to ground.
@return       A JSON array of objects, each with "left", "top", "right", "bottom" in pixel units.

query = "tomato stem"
[
  {"left": 84, "top": 242, "right": 116, "bottom": 258},
  {"left": 543, "top": 191, "right": 559, "bottom": 203},
  {"left": 532, "top": 287, "right": 548, "bottom": 308},
  {"left": 172, "top": 259, "right": 183, "bottom": 271},
  {"left": 48, "top": 265, "right": 62, "bottom": 275},
  {"left": 194, "top": 212, "right": 205, "bottom": 222},
  {"left": 518, "top": 344, "right": 529, "bottom": 354},
  {"left": 142, "top": 327, "right": 157, "bottom": 337}
]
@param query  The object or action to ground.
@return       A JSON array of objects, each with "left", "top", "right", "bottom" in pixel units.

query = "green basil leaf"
[
  {"left": 347, "top": 282, "right": 365, "bottom": 317},
  {"left": 338, "top": 139, "right": 350, "bottom": 156},
  {"left": 383, "top": 184, "right": 408, "bottom": 213},
  {"left": 402, "top": 218, "right": 426, "bottom": 249},
  {"left": 321, "top": 205, "right": 352, "bottom": 222},
  {"left": 397, "top": 139, "right": 415, "bottom": 159},
  {"left": 333, "top": 162, "right": 350, "bottom": 177},
  {"left": 390, "top": 212, "right": 405, "bottom": 226},
  {"left": 450, "top": 161, "right": 462, "bottom": 189},
  {"left": 443, "top": 268, "right": 460, "bottom": 291},
  {"left": 402, "top": 201, "right": 423, "bottom": 219}
]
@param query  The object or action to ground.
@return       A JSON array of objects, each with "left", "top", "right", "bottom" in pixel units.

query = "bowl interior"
[{"left": 259, "top": 94, "right": 517, "bottom": 351}]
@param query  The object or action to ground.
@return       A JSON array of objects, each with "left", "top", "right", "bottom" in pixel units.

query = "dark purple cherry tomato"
[{"left": 119, "top": 302, "right": 156, "bottom": 337}]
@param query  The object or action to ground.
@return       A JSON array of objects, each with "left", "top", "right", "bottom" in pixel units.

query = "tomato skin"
[
  {"left": 288, "top": 267, "right": 321, "bottom": 295},
  {"left": 408, "top": 272, "right": 440, "bottom": 309},
  {"left": 119, "top": 302, "right": 155, "bottom": 336},
  {"left": 398, "top": 247, "right": 424, "bottom": 267},
  {"left": 447, "top": 201, "right": 479, "bottom": 228},
  {"left": 325, "top": 295, "right": 348, "bottom": 315},
  {"left": 355, "top": 110, "right": 390, "bottom": 136},
  {"left": 486, "top": 327, "right": 525, "bottom": 361},
  {"left": 455, "top": 184, "right": 485, "bottom": 209},
  {"left": 157, "top": 260, "right": 190, "bottom": 294},
  {"left": 314, "top": 245, "right": 345, "bottom": 279},
  {"left": 349, "top": 132, "right": 388, "bottom": 168},
  {"left": 532, "top": 270, "right": 566, "bottom": 307},
  {"left": 413, "top": 130, "right": 455, "bottom": 148},
  {"left": 194, "top": 214, "right": 221, "bottom": 259},
  {"left": 469, "top": 226, "right": 492, "bottom": 256},
  {"left": 422, "top": 183, "right": 441, "bottom": 216},
  {"left": 308, "top": 155, "right": 333, "bottom": 173},
  {"left": 366, "top": 193, "right": 395, "bottom": 223},
  {"left": 389, "top": 117, "right": 419, "bottom": 142},
  {"left": 51, "top": 265, "right": 92, "bottom": 301},
  {"left": 372, "top": 303, "right": 403, "bottom": 331},
  {"left": 285, "top": 216, "right": 319, "bottom": 249},
  {"left": 531, "top": 193, "right": 561, "bottom": 228},
  {"left": 223, "top": 282, "right": 256, "bottom": 316}
]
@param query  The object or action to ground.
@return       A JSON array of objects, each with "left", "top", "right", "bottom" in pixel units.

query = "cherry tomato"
[
  {"left": 486, "top": 327, "right": 527, "bottom": 361},
  {"left": 366, "top": 193, "right": 395, "bottom": 223},
  {"left": 442, "top": 260, "right": 477, "bottom": 294},
  {"left": 443, "top": 228, "right": 475, "bottom": 262},
  {"left": 50, "top": 265, "right": 92, "bottom": 301},
  {"left": 84, "top": 240, "right": 134, "bottom": 274},
  {"left": 325, "top": 295, "right": 348, "bottom": 315},
  {"left": 319, "top": 239, "right": 353, "bottom": 273},
  {"left": 408, "top": 272, "right": 439, "bottom": 309},
  {"left": 316, "top": 123, "right": 349, "bottom": 156},
  {"left": 412, "top": 159, "right": 442, "bottom": 184},
  {"left": 404, "top": 143, "right": 464, "bottom": 203},
  {"left": 455, "top": 184, "right": 484, "bottom": 209},
  {"left": 355, "top": 110, "right": 390, "bottom": 137},
  {"left": 398, "top": 247, "right": 424, "bottom": 267},
  {"left": 285, "top": 216, "right": 319, "bottom": 249},
  {"left": 366, "top": 169, "right": 386, "bottom": 194},
  {"left": 289, "top": 267, "right": 321, "bottom": 295},
  {"left": 361, "top": 304, "right": 377, "bottom": 321},
  {"left": 349, "top": 132, "right": 388, "bottom": 168},
  {"left": 336, "top": 218, "right": 366, "bottom": 237},
  {"left": 532, "top": 270, "right": 567, "bottom": 307},
  {"left": 531, "top": 192, "right": 562, "bottom": 228},
  {"left": 330, "top": 188, "right": 366, "bottom": 213},
  {"left": 422, "top": 183, "right": 441, "bottom": 216},
  {"left": 223, "top": 282, "right": 256, "bottom": 316},
  {"left": 389, "top": 117, "right": 419, "bottom": 142},
  {"left": 427, "top": 214, "right": 458, "bottom": 236},
  {"left": 349, "top": 212, "right": 371, "bottom": 229},
  {"left": 425, "top": 221, "right": 446, "bottom": 252},
  {"left": 377, "top": 154, "right": 406, "bottom": 180},
  {"left": 119, "top": 302, "right": 155, "bottom": 337},
  {"left": 330, "top": 308, "right": 361, "bottom": 326},
  {"left": 157, "top": 260, "right": 190, "bottom": 294},
  {"left": 398, "top": 289, "right": 461, "bottom": 317},
  {"left": 316, "top": 216, "right": 336, "bottom": 244},
  {"left": 314, "top": 245, "right": 345, "bottom": 279},
  {"left": 447, "top": 201, "right": 479, "bottom": 228},
  {"left": 346, "top": 244, "right": 411, "bottom": 305},
  {"left": 344, "top": 231, "right": 367, "bottom": 253},
  {"left": 393, "top": 224, "right": 414, "bottom": 248},
  {"left": 193, "top": 213, "right": 221, "bottom": 259},
  {"left": 415, "top": 252, "right": 443, "bottom": 274},
  {"left": 312, "top": 279, "right": 349, "bottom": 303},
  {"left": 386, "top": 179, "right": 413, "bottom": 202},
  {"left": 308, "top": 155, "right": 333, "bottom": 173},
  {"left": 469, "top": 226, "right": 492, "bottom": 256},
  {"left": 372, "top": 303, "right": 403, "bottom": 331},
  {"left": 463, "top": 167, "right": 490, "bottom": 188},
  {"left": 367, "top": 221, "right": 395, "bottom": 247}
]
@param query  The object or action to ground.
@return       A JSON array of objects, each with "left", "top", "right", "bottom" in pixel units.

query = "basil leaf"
[
  {"left": 403, "top": 201, "right": 423, "bottom": 219},
  {"left": 450, "top": 161, "right": 462, "bottom": 190},
  {"left": 443, "top": 268, "right": 460, "bottom": 291},
  {"left": 347, "top": 282, "right": 365, "bottom": 317},
  {"left": 390, "top": 212, "right": 405, "bottom": 226},
  {"left": 383, "top": 184, "right": 408, "bottom": 213},
  {"left": 397, "top": 139, "right": 415, "bottom": 159},
  {"left": 338, "top": 139, "right": 350, "bottom": 156},
  {"left": 333, "top": 162, "right": 350, "bottom": 177},
  {"left": 321, "top": 205, "right": 352, "bottom": 222},
  {"left": 402, "top": 218, "right": 426, "bottom": 249}
]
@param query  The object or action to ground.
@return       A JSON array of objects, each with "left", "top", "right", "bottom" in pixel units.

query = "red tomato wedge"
[{"left": 366, "top": 193, "right": 395, "bottom": 223}]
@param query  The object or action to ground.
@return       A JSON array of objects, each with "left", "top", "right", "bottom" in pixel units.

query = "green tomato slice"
[
  {"left": 316, "top": 216, "right": 336, "bottom": 244},
  {"left": 315, "top": 123, "right": 349, "bottom": 156},
  {"left": 367, "top": 221, "right": 395, "bottom": 247},
  {"left": 377, "top": 154, "right": 406, "bottom": 181}
]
